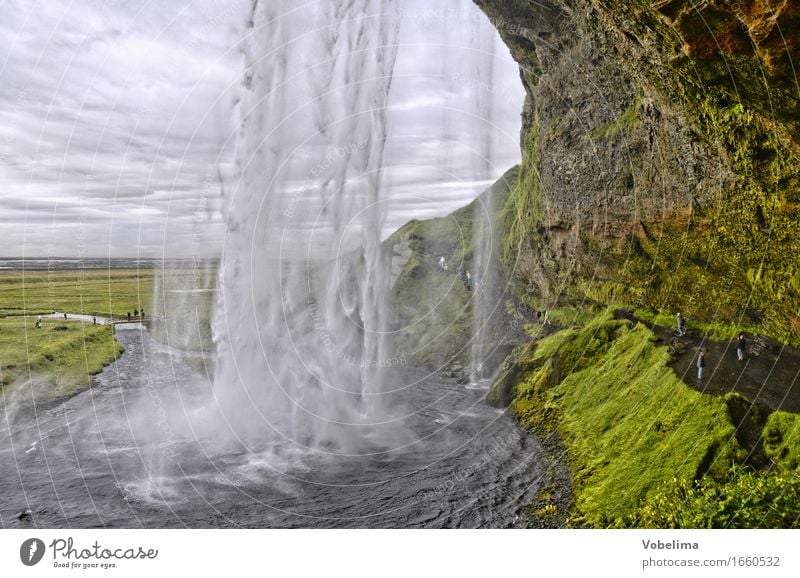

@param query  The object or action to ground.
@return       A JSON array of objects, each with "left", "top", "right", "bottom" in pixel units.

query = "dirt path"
[
  {"left": 615, "top": 310, "right": 800, "bottom": 414},
  {"left": 42, "top": 312, "right": 112, "bottom": 324}
]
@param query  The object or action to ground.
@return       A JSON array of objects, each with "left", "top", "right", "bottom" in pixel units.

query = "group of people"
[
  {"left": 126, "top": 308, "right": 145, "bottom": 321},
  {"left": 32, "top": 309, "right": 145, "bottom": 328},
  {"left": 676, "top": 312, "right": 750, "bottom": 383},
  {"left": 436, "top": 254, "right": 476, "bottom": 291}
]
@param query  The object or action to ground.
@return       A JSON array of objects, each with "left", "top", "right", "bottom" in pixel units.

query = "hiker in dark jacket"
[
  {"left": 697, "top": 348, "right": 706, "bottom": 382},
  {"left": 677, "top": 312, "right": 686, "bottom": 336},
  {"left": 736, "top": 333, "right": 747, "bottom": 361}
]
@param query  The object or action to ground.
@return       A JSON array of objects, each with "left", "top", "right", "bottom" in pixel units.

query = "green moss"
[
  {"left": 632, "top": 308, "right": 761, "bottom": 342},
  {"left": 506, "top": 310, "right": 737, "bottom": 526},
  {"left": 589, "top": 102, "right": 640, "bottom": 139},
  {"left": 631, "top": 466, "right": 800, "bottom": 528},
  {"left": 501, "top": 113, "right": 543, "bottom": 265},
  {"left": 764, "top": 411, "right": 800, "bottom": 469},
  {"left": 609, "top": 5, "right": 800, "bottom": 346},
  {"left": 544, "top": 306, "right": 599, "bottom": 328},
  {"left": 490, "top": 0, "right": 800, "bottom": 346}
]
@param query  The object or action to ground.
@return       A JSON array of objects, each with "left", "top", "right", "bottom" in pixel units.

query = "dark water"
[{"left": 0, "top": 326, "right": 551, "bottom": 528}]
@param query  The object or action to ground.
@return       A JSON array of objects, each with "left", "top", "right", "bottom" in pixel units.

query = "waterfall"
[
  {"left": 468, "top": 13, "right": 500, "bottom": 384},
  {"left": 469, "top": 185, "right": 500, "bottom": 383},
  {"left": 211, "top": 0, "right": 401, "bottom": 454}
]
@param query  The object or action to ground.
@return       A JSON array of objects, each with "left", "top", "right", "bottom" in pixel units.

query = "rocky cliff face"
[{"left": 476, "top": 0, "right": 800, "bottom": 342}]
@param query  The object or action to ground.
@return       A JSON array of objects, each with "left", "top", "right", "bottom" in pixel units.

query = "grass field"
[
  {"left": 0, "top": 317, "right": 123, "bottom": 400},
  {"left": 0, "top": 267, "right": 217, "bottom": 402},
  {"left": 0, "top": 268, "right": 155, "bottom": 319}
]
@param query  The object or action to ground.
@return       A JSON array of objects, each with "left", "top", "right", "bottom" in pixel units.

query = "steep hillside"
[
  {"left": 470, "top": 0, "right": 800, "bottom": 527},
  {"left": 476, "top": 0, "right": 800, "bottom": 343},
  {"left": 385, "top": 168, "right": 522, "bottom": 376}
]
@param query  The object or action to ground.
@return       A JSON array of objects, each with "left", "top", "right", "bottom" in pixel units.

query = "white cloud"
[{"left": 0, "top": 0, "right": 524, "bottom": 258}]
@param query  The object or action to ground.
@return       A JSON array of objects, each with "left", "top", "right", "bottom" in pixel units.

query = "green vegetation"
[
  {"left": 589, "top": 103, "right": 639, "bottom": 140},
  {"left": 764, "top": 411, "right": 800, "bottom": 469},
  {"left": 501, "top": 117, "right": 543, "bottom": 266},
  {"left": 387, "top": 168, "right": 517, "bottom": 367},
  {"left": 631, "top": 308, "right": 761, "bottom": 342},
  {"left": 598, "top": 2, "right": 800, "bottom": 345},
  {"left": 388, "top": 166, "right": 518, "bottom": 266},
  {"left": 390, "top": 258, "right": 472, "bottom": 367},
  {"left": 0, "top": 268, "right": 153, "bottom": 398},
  {"left": 0, "top": 267, "right": 216, "bottom": 401},
  {"left": 490, "top": 1, "right": 800, "bottom": 345},
  {"left": 500, "top": 310, "right": 738, "bottom": 525},
  {"left": 476, "top": 0, "right": 800, "bottom": 528},
  {"left": 0, "top": 316, "right": 123, "bottom": 401},
  {"left": 0, "top": 268, "right": 155, "bottom": 319},
  {"left": 490, "top": 307, "right": 800, "bottom": 527},
  {"left": 632, "top": 466, "right": 800, "bottom": 528}
]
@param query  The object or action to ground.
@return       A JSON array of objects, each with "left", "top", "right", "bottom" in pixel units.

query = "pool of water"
[{"left": 0, "top": 326, "right": 557, "bottom": 528}]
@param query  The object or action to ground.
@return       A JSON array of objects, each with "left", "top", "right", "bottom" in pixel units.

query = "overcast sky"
[{"left": 0, "top": 0, "right": 523, "bottom": 258}]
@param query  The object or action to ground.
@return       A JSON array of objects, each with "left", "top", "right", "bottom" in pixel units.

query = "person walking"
[
  {"left": 677, "top": 312, "right": 686, "bottom": 337},
  {"left": 35, "top": 317, "right": 42, "bottom": 329},
  {"left": 92, "top": 316, "right": 97, "bottom": 326},
  {"left": 697, "top": 348, "right": 706, "bottom": 382},
  {"left": 141, "top": 308, "right": 145, "bottom": 321},
  {"left": 127, "top": 312, "right": 131, "bottom": 321},
  {"left": 63, "top": 312, "right": 68, "bottom": 320},
  {"left": 736, "top": 333, "right": 747, "bottom": 361}
]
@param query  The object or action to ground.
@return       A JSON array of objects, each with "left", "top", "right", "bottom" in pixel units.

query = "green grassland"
[
  {"left": 0, "top": 268, "right": 155, "bottom": 319},
  {"left": 386, "top": 167, "right": 518, "bottom": 369},
  {"left": 0, "top": 267, "right": 217, "bottom": 402},
  {"left": 0, "top": 316, "right": 122, "bottom": 401}
]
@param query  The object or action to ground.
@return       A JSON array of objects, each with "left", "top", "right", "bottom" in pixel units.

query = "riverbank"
[
  {"left": 0, "top": 266, "right": 214, "bottom": 403},
  {"left": 0, "top": 266, "right": 151, "bottom": 404},
  {"left": 0, "top": 316, "right": 123, "bottom": 403}
]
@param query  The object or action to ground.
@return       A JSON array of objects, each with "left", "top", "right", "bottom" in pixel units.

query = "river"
[{"left": 1, "top": 325, "right": 557, "bottom": 528}]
